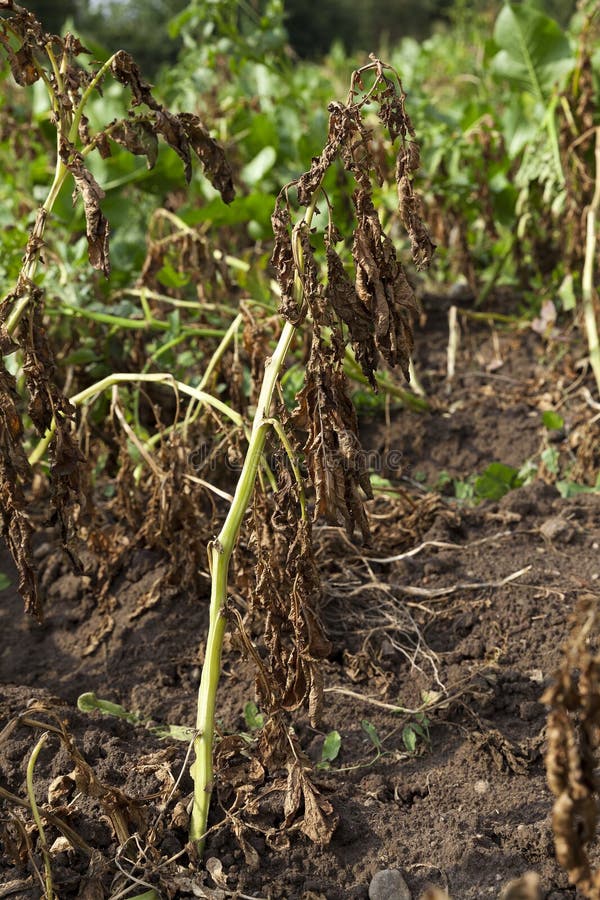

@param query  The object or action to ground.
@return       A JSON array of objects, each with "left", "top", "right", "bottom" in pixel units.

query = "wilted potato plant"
[
  {"left": 0, "top": 0, "right": 433, "bottom": 863},
  {"left": 190, "top": 57, "right": 434, "bottom": 847}
]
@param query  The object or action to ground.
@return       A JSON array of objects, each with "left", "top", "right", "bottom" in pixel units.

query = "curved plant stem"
[
  {"left": 26, "top": 732, "right": 54, "bottom": 900},
  {"left": 582, "top": 127, "right": 600, "bottom": 396},
  {"left": 189, "top": 193, "right": 321, "bottom": 851},
  {"left": 28, "top": 373, "right": 243, "bottom": 466}
]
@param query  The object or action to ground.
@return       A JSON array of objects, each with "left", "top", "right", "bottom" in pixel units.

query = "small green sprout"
[
  {"left": 317, "top": 730, "right": 342, "bottom": 770},
  {"left": 243, "top": 701, "right": 265, "bottom": 732}
]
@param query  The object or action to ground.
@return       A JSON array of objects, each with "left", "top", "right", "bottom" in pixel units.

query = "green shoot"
[
  {"left": 26, "top": 732, "right": 54, "bottom": 900},
  {"left": 317, "top": 730, "right": 342, "bottom": 770}
]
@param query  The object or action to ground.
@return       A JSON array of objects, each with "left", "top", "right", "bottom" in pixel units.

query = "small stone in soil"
[{"left": 369, "top": 869, "right": 411, "bottom": 900}]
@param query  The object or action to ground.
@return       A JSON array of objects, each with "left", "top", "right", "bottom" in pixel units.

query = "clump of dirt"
[{"left": 1, "top": 293, "right": 599, "bottom": 899}]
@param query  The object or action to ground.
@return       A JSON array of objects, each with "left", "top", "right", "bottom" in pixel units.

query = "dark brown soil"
[{"left": 1, "top": 293, "right": 599, "bottom": 899}]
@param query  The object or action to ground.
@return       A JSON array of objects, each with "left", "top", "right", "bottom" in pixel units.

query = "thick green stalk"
[
  {"left": 189, "top": 318, "right": 296, "bottom": 847},
  {"left": 189, "top": 196, "right": 320, "bottom": 850}
]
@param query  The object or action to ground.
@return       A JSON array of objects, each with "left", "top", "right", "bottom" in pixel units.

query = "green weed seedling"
[
  {"left": 316, "top": 730, "right": 342, "bottom": 771},
  {"left": 77, "top": 692, "right": 195, "bottom": 743},
  {"left": 402, "top": 713, "right": 431, "bottom": 755}
]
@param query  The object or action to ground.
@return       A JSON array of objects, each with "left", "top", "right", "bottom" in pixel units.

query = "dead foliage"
[
  {"left": 213, "top": 61, "right": 434, "bottom": 852},
  {"left": 544, "top": 595, "right": 600, "bottom": 898},
  {"left": 0, "top": 3, "right": 234, "bottom": 615},
  {"left": 0, "top": 699, "right": 146, "bottom": 851},
  {"left": 558, "top": 11, "right": 598, "bottom": 273},
  {"left": 249, "top": 470, "right": 332, "bottom": 726},
  {"left": 213, "top": 715, "right": 338, "bottom": 850},
  {"left": 114, "top": 428, "right": 217, "bottom": 596},
  {"left": 271, "top": 57, "right": 433, "bottom": 543}
]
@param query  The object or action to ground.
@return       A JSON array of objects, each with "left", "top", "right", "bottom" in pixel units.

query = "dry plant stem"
[
  {"left": 582, "top": 127, "right": 600, "bottom": 396},
  {"left": 4, "top": 158, "right": 68, "bottom": 334},
  {"left": 4, "top": 53, "right": 118, "bottom": 335},
  {"left": 26, "top": 732, "right": 53, "bottom": 900},
  {"left": 189, "top": 192, "right": 321, "bottom": 850}
]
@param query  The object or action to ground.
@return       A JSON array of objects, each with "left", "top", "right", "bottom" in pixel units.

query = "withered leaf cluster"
[
  {"left": 107, "top": 51, "right": 234, "bottom": 202},
  {"left": 271, "top": 59, "right": 433, "bottom": 540},
  {"left": 295, "top": 340, "right": 372, "bottom": 541},
  {"left": 0, "top": 5, "right": 233, "bottom": 275},
  {"left": 250, "top": 470, "right": 331, "bottom": 725},
  {"left": 544, "top": 596, "right": 600, "bottom": 899},
  {"left": 0, "top": 3, "right": 235, "bottom": 615},
  {"left": 214, "top": 716, "right": 338, "bottom": 849},
  {"left": 223, "top": 471, "right": 338, "bottom": 846}
]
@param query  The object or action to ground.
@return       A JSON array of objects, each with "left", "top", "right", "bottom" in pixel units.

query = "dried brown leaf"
[
  {"left": 0, "top": 349, "right": 38, "bottom": 616},
  {"left": 109, "top": 50, "right": 158, "bottom": 110},
  {"left": 108, "top": 117, "right": 158, "bottom": 169},
  {"left": 295, "top": 340, "right": 372, "bottom": 540},
  {"left": 284, "top": 760, "right": 338, "bottom": 844},
  {"left": 60, "top": 139, "right": 110, "bottom": 276},
  {"left": 396, "top": 167, "right": 436, "bottom": 270},
  {"left": 178, "top": 112, "right": 235, "bottom": 203},
  {"left": 353, "top": 187, "right": 417, "bottom": 380},
  {"left": 154, "top": 109, "right": 192, "bottom": 182},
  {"left": 544, "top": 598, "right": 600, "bottom": 897},
  {"left": 271, "top": 194, "right": 301, "bottom": 323},
  {"left": 325, "top": 235, "right": 376, "bottom": 387}
]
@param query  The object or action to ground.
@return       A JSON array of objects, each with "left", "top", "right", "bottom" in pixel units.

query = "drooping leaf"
[
  {"left": 284, "top": 760, "right": 338, "bottom": 844},
  {"left": 178, "top": 112, "right": 235, "bottom": 202},
  {"left": 0, "top": 363, "right": 37, "bottom": 617},
  {"left": 353, "top": 188, "right": 417, "bottom": 381},
  {"left": 60, "top": 139, "right": 110, "bottom": 276},
  {"left": 110, "top": 50, "right": 158, "bottom": 109},
  {"left": 108, "top": 117, "right": 159, "bottom": 169}
]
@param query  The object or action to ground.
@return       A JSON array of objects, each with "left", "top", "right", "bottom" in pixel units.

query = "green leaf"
[
  {"left": 77, "top": 692, "right": 139, "bottom": 723},
  {"left": 241, "top": 146, "right": 277, "bottom": 186},
  {"left": 361, "top": 719, "right": 382, "bottom": 752},
  {"left": 321, "top": 730, "right": 342, "bottom": 764},
  {"left": 542, "top": 410, "right": 564, "bottom": 430},
  {"left": 541, "top": 446, "right": 559, "bottom": 475},
  {"left": 63, "top": 348, "right": 99, "bottom": 366},
  {"left": 243, "top": 701, "right": 265, "bottom": 731},
  {"left": 0, "top": 572, "right": 10, "bottom": 591},
  {"left": 557, "top": 479, "right": 600, "bottom": 498},
  {"left": 150, "top": 724, "right": 195, "bottom": 742},
  {"left": 492, "top": 4, "right": 574, "bottom": 101},
  {"left": 157, "top": 262, "right": 190, "bottom": 289},
  {"left": 558, "top": 273, "right": 576, "bottom": 311},
  {"left": 474, "top": 462, "right": 523, "bottom": 500},
  {"left": 402, "top": 725, "right": 417, "bottom": 753}
]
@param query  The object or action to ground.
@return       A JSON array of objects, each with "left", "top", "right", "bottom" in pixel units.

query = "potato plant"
[{"left": 0, "top": 0, "right": 433, "bottom": 863}]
